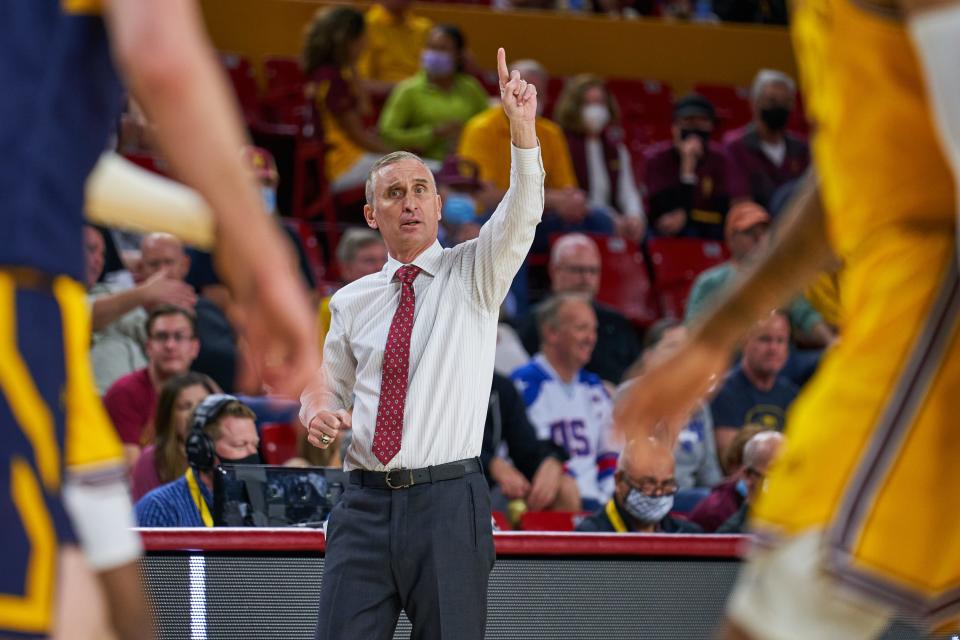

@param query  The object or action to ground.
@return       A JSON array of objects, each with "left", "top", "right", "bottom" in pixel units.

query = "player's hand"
[
  {"left": 497, "top": 48, "right": 537, "bottom": 123},
  {"left": 139, "top": 268, "right": 197, "bottom": 310},
  {"left": 230, "top": 250, "right": 320, "bottom": 399},
  {"left": 656, "top": 209, "right": 687, "bottom": 236},
  {"left": 526, "top": 457, "right": 563, "bottom": 511},
  {"left": 489, "top": 458, "right": 531, "bottom": 499},
  {"left": 614, "top": 335, "right": 729, "bottom": 446},
  {"left": 306, "top": 409, "right": 351, "bottom": 450},
  {"left": 554, "top": 188, "right": 589, "bottom": 224}
]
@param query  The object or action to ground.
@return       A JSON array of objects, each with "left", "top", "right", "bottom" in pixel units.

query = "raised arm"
[
  {"left": 467, "top": 48, "right": 545, "bottom": 311},
  {"left": 615, "top": 172, "right": 835, "bottom": 444}
]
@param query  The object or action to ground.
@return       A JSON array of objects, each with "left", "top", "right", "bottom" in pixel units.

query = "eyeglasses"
[
  {"left": 624, "top": 476, "right": 679, "bottom": 497},
  {"left": 149, "top": 331, "right": 193, "bottom": 344},
  {"left": 557, "top": 265, "right": 601, "bottom": 277}
]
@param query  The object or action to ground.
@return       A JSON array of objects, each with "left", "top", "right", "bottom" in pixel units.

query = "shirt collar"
[{"left": 384, "top": 240, "right": 443, "bottom": 282}]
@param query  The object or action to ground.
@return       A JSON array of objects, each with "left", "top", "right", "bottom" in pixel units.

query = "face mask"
[
  {"left": 442, "top": 192, "right": 477, "bottom": 226},
  {"left": 261, "top": 186, "right": 277, "bottom": 215},
  {"left": 680, "top": 128, "right": 711, "bottom": 148},
  {"left": 421, "top": 50, "right": 455, "bottom": 77},
  {"left": 219, "top": 452, "right": 262, "bottom": 466},
  {"left": 581, "top": 104, "right": 611, "bottom": 133},
  {"left": 736, "top": 478, "right": 748, "bottom": 498},
  {"left": 760, "top": 106, "right": 790, "bottom": 131},
  {"left": 623, "top": 489, "right": 674, "bottom": 524}
]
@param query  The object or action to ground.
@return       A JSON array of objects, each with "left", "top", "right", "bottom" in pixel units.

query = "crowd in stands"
[{"left": 91, "top": 1, "right": 829, "bottom": 533}]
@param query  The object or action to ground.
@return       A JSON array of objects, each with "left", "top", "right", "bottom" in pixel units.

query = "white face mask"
[
  {"left": 581, "top": 104, "right": 611, "bottom": 133},
  {"left": 623, "top": 489, "right": 673, "bottom": 524}
]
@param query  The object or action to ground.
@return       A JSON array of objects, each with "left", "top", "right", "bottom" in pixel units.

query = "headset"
[{"left": 185, "top": 393, "right": 239, "bottom": 472}]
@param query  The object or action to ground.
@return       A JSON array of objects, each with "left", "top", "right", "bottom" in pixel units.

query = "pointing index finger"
[{"left": 497, "top": 47, "right": 509, "bottom": 87}]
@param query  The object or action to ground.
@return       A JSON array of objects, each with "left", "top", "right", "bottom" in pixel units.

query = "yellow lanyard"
[
  {"left": 605, "top": 499, "right": 628, "bottom": 533},
  {"left": 185, "top": 468, "right": 214, "bottom": 528}
]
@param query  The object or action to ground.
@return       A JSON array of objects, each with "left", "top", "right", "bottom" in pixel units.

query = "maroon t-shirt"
[
  {"left": 688, "top": 478, "right": 745, "bottom": 533},
  {"left": 724, "top": 123, "right": 809, "bottom": 209},
  {"left": 103, "top": 368, "right": 157, "bottom": 446}
]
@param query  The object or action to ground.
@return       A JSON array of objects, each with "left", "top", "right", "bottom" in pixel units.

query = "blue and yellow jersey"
[
  {"left": 791, "top": 0, "right": 955, "bottom": 259},
  {"left": 0, "top": 0, "right": 122, "bottom": 281}
]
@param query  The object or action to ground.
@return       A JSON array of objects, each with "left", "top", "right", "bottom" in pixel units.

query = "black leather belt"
[{"left": 350, "top": 457, "right": 481, "bottom": 490}]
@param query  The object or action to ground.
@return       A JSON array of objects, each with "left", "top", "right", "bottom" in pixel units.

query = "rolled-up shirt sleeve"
[{"left": 464, "top": 144, "right": 545, "bottom": 312}]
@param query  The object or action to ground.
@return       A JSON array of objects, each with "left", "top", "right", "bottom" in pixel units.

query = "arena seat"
[
  {"left": 607, "top": 78, "right": 673, "bottom": 149},
  {"left": 260, "top": 421, "right": 299, "bottom": 465},
  {"left": 591, "top": 235, "right": 661, "bottom": 328},
  {"left": 646, "top": 237, "right": 728, "bottom": 319},
  {"left": 692, "top": 83, "right": 752, "bottom": 137},
  {"left": 519, "top": 511, "right": 591, "bottom": 532},
  {"left": 221, "top": 52, "right": 263, "bottom": 127}
]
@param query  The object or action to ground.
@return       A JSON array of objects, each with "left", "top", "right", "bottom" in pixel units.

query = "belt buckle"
[{"left": 385, "top": 468, "right": 414, "bottom": 489}]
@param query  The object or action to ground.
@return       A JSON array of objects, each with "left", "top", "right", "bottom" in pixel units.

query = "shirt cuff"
[{"left": 511, "top": 143, "right": 544, "bottom": 175}]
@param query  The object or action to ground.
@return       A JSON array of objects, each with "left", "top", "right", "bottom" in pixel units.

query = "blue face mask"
[
  {"left": 261, "top": 186, "right": 277, "bottom": 215},
  {"left": 623, "top": 489, "right": 674, "bottom": 524},
  {"left": 736, "top": 478, "right": 749, "bottom": 498},
  {"left": 442, "top": 192, "right": 477, "bottom": 226}
]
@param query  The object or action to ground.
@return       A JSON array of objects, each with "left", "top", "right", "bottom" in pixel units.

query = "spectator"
[
  {"left": 435, "top": 155, "right": 485, "bottom": 248},
  {"left": 303, "top": 6, "right": 393, "bottom": 193},
  {"left": 716, "top": 431, "right": 784, "bottom": 533},
  {"left": 86, "top": 226, "right": 196, "bottom": 393},
  {"left": 318, "top": 228, "right": 388, "bottom": 340},
  {"left": 378, "top": 25, "right": 490, "bottom": 162},
  {"left": 685, "top": 201, "right": 834, "bottom": 347},
  {"left": 135, "top": 396, "right": 261, "bottom": 527},
  {"left": 553, "top": 74, "right": 646, "bottom": 242},
  {"left": 129, "top": 372, "right": 219, "bottom": 501},
  {"left": 459, "top": 59, "right": 614, "bottom": 243},
  {"left": 710, "top": 311, "right": 799, "bottom": 455},
  {"left": 517, "top": 233, "right": 641, "bottom": 384},
  {"left": 186, "top": 146, "right": 318, "bottom": 313},
  {"left": 645, "top": 94, "right": 734, "bottom": 239},
  {"left": 483, "top": 373, "right": 580, "bottom": 511},
  {"left": 725, "top": 70, "right": 809, "bottom": 209},
  {"left": 356, "top": 0, "right": 433, "bottom": 101},
  {"left": 688, "top": 424, "right": 771, "bottom": 531},
  {"left": 576, "top": 436, "right": 701, "bottom": 533},
  {"left": 140, "top": 233, "right": 239, "bottom": 392},
  {"left": 511, "top": 293, "right": 620, "bottom": 511},
  {"left": 621, "top": 323, "right": 723, "bottom": 491},
  {"left": 104, "top": 305, "right": 200, "bottom": 464}
]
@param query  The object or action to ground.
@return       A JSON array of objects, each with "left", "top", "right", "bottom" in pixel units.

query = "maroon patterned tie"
[{"left": 372, "top": 265, "right": 421, "bottom": 465}]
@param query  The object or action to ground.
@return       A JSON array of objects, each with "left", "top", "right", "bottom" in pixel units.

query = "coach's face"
[{"left": 364, "top": 159, "right": 442, "bottom": 263}]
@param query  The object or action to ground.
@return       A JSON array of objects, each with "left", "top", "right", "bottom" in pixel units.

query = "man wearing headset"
[{"left": 135, "top": 394, "right": 260, "bottom": 527}]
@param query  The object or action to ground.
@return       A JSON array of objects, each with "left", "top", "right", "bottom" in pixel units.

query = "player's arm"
[
  {"left": 903, "top": 0, "right": 960, "bottom": 256},
  {"left": 615, "top": 172, "right": 835, "bottom": 443},
  {"left": 102, "top": 0, "right": 318, "bottom": 396}
]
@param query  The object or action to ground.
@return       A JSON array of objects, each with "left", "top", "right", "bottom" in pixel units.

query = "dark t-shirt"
[{"left": 710, "top": 365, "right": 799, "bottom": 430}]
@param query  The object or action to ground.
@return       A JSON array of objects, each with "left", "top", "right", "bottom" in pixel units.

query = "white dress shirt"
[
  {"left": 584, "top": 137, "right": 644, "bottom": 217},
  {"left": 301, "top": 145, "right": 545, "bottom": 471}
]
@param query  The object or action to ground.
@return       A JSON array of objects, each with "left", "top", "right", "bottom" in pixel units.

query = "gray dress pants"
[{"left": 315, "top": 471, "right": 495, "bottom": 640}]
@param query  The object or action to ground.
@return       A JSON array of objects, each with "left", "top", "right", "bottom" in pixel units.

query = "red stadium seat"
[
  {"left": 592, "top": 235, "right": 661, "bottom": 328},
  {"left": 519, "top": 511, "right": 591, "bottom": 532},
  {"left": 607, "top": 78, "right": 674, "bottom": 149},
  {"left": 692, "top": 83, "right": 752, "bottom": 138},
  {"left": 220, "top": 52, "right": 263, "bottom": 127},
  {"left": 646, "top": 237, "right": 728, "bottom": 319},
  {"left": 280, "top": 217, "right": 328, "bottom": 284},
  {"left": 260, "top": 421, "right": 299, "bottom": 465}
]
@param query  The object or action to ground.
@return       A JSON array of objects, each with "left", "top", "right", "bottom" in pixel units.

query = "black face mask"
[
  {"left": 760, "top": 106, "right": 790, "bottom": 131},
  {"left": 680, "top": 127, "right": 711, "bottom": 148},
  {"left": 219, "top": 452, "right": 262, "bottom": 466}
]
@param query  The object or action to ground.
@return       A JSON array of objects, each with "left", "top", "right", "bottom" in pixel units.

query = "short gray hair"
[
  {"left": 743, "top": 431, "right": 784, "bottom": 469},
  {"left": 751, "top": 69, "right": 796, "bottom": 103},
  {"left": 549, "top": 233, "right": 599, "bottom": 267},
  {"left": 364, "top": 151, "right": 436, "bottom": 205},
  {"left": 335, "top": 227, "right": 384, "bottom": 265},
  {"left": 535, "top": 291, "right": 591, "bottom": 334}
]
